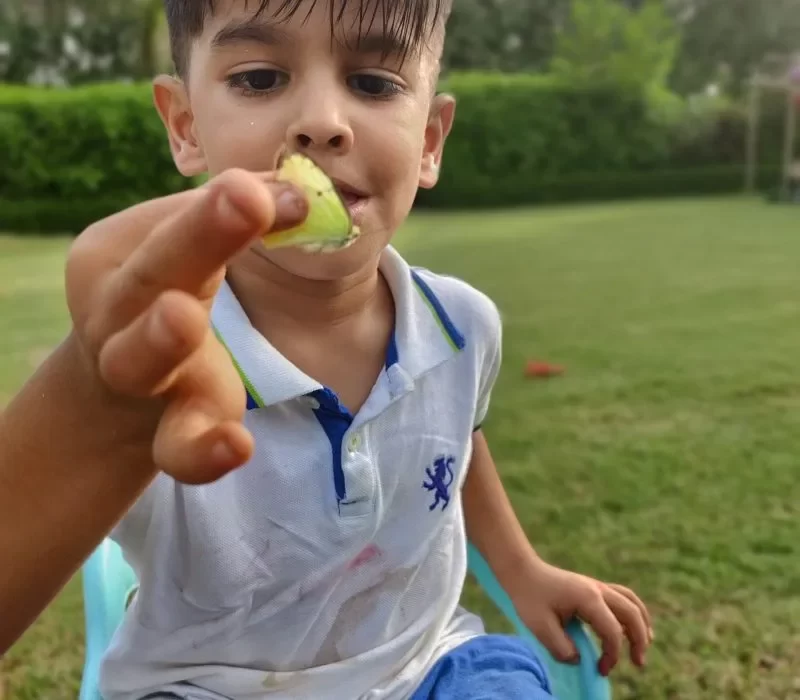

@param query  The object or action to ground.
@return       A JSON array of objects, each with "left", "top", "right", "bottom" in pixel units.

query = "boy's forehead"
[{"left": 201, "top": 0, "right": 446, "bottom": 58}]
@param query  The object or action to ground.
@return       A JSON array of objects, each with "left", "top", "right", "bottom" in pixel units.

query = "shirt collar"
[
  {"left": 210, "top": 281, "right": 322, "bottom": 408},
  {"left": 210, "top": 245, "right": 466, "bottom": 410},
  {"left": 380, "top": 246, "right": 466, "bottom": 379}
]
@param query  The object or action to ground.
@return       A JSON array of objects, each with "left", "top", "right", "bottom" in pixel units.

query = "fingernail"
[
  {"left": 271, "top": 183, "right": 307, "bottom": 231},
  {"left": 211, "top": 438, "right": 238, "bottom": 466}
]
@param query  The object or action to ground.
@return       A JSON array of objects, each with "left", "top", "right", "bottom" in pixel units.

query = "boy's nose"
[
  {"left": 295, "top": 132, "right": 344, "bottom": 150},
  {"left": 287, "top": 115, "right": 354, "bottom": 156}
]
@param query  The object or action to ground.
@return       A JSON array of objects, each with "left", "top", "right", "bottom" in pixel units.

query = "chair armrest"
[{"left": 79, "top": 540, "right": 138, "bottom": 700}]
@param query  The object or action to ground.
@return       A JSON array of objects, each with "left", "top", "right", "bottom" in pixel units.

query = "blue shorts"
[
  {"left": 140, "top": 634, "right": 553, "bottom": 700},
  {"left": 410, "top": 634, "right": 554, "bottom": 699}
]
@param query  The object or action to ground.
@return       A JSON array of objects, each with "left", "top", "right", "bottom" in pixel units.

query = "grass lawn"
[{"left": 2, "top": 196, "right": 800, "bottom": 699}]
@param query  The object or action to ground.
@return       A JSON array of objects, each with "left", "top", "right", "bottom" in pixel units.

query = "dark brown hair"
[{"left": 164, "top": 0, "right": 451, "bottom": 76}]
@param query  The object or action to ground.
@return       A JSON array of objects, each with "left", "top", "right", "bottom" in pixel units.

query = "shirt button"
[{"left": 347, "top": 433, "right": 362, "bottom": 453}]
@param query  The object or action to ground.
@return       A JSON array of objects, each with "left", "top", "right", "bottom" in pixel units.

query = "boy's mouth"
[{"left": 334, "top": 181, "right": 369, "bottom": 219}]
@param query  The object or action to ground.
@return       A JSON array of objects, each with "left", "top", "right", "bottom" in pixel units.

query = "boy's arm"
[
  {"left": 0, "top": 170, "right": 306, "bottom": 654},
  {"left": 0, "top": 334, "right": 158, "bottom": 653},
  {"left": 463, "top": 429, "right": 652, "bottom": 674},
  {"left": 463, "top": 430, "right": 539, "bottom": 592}
]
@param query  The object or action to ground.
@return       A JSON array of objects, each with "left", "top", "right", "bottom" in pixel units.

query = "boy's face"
[{"left": 154, "top": 0, "right": 455, "bottom": 281}]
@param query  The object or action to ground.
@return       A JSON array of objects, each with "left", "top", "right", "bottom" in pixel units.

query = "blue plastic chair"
[{"left": 80, "top": 539, "right": 611, "bottom": 700}]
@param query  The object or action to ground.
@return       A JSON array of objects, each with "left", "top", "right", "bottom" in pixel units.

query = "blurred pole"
[
  {"left": 745, "top": 77, "right": 759, "bottom": 192},
  {"left": 139, "top": 0, "right": 172, "bottom": 78},
  {"left": 139, "top": 0, "right": 158, "bottom": 79},
  {"left": 784, "top": 84, "right": 796, "bottom": 196},
  {"left": 42, "top": 0, "right": 67, "bottom": 75}
]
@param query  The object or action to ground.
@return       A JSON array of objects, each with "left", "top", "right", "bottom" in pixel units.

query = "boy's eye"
[
  {"left": 348, "top": 74, "right": 401, "bottom": 98},
  {"left": 227, "top": 69, "right": 288, "bottom": 94}
]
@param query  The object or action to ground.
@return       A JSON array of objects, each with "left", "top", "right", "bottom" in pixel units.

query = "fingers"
[
  {"left": 602, "top": 585, "right": 650, "bottom": 669},
  {"left": 608, "top": 583, "right": 653, "bottom": 640},
  {"left": 153, "top": 402, "right": 255, "bottom": 484},
  {"left": 574, "top": 585, "right": 624, "bottom": 677},
  {"left": 535, "top": 612, "right": 580, "bottom": 665},
  {"left": 100, "top": 288, "right": 258, "bottom": 482},
  {"left": 98, "top": 290, "right": 208, "bottom": 398},
  {"left": 151, "top": 323, "right": 257, "bottom": 481},
  {"left": 96, "top": 289, "right": 256, "bottom": 483},
  {"left": 100, "top": 170, "right": 307, "bottom": 337},
  {"left": 59, "top": 169, "right": 309, "bottom": 486},
  {"left": 126, "top": 170, "right": 305, "bottom": 296}
]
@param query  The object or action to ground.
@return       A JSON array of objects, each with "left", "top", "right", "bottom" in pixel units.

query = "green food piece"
[{"left": 263, "top": 153, "right": 361, "bottom": 253}]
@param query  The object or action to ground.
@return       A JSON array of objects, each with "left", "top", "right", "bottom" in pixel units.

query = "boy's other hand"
[
  {"left": 510, "top": 560, "right": 653, "bottom": 677},
  {"left": 65, "top": 168, "right": 307, "bottom": 484}
]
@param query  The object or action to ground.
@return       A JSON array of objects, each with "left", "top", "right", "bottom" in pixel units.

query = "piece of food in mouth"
[{"left": 262, "top": 152, "right": 362, "bottom": 253}]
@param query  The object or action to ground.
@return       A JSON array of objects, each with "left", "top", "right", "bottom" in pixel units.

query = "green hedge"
[
  {"left": 0, "top": 82, "right": 188, "bottom": 203},
  {"left": 429, "top": 73, "right": 672, "bottom": 198},
  {"left": 416, "top": 72, "right": 782, "bottom": 208},
  {"left": 0, "top": 76, "right": 786, "bottom": 232},
  {"left": 0, "top": 197, "right": 144, "bottom": 235}
]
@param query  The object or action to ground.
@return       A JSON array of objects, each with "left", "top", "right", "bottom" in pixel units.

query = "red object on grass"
[{"left": 524, "top": 360, "right": 565, "bottom": 379}]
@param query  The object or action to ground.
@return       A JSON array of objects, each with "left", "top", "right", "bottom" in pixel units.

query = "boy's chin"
[{"left": 258, "top": 237, "right": 385, "bottom": 282}]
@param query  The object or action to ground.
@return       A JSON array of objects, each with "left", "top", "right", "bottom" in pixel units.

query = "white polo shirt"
[{"left": 99, "top": 245, "right": 503, "bottom": 700}]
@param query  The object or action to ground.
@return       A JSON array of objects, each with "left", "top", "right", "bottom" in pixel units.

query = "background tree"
[
  {"left": 442, "top": 0, "right": 570, "bottom": 73},
  {"left": 667, "top": 0, "right": 800, "bottom": 96},
  {"left": 0, "top": 0, "right": 170, "bottom": 85},
  {"left": 549, "top": 0, "right": 680, "bottom": 93}
]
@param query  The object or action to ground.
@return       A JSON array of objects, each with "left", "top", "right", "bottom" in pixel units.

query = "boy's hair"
[{"left": 163, "top": 0, "right": 452, "bottom": 77}]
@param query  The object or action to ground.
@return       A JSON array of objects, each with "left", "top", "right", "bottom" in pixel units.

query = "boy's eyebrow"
[
  {"left": 211, "top": 17, "right": 291, "bottom": 49},
  {"left": 348, "top": 32, "right": 413, "bottom": 59},
  {"left": 211, "top": 16, "right": 413, "bottom": 59}
]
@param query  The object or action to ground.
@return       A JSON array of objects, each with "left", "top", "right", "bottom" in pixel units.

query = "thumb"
[{"left": 535, "top": 613, "right": 580, "bottom": 664}]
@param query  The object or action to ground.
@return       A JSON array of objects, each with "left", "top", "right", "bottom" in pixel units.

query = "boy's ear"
[
  {"left": 419, "top": 92, "right": 456, "bottom": 190},
  {"left": 152, "top": 75, "right": 207, "bottom": 177}
]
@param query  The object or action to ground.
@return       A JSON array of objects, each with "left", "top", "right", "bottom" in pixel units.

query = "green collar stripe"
[{"left": 212, "top": 326, "right": 265, "bottom": 408}]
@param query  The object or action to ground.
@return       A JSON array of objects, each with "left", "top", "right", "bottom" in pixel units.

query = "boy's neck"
[
  {"left": 226, "top": 252, "right": 387, "bottom": 330},
  {"left": 227, "top": 251, "right": 395, "bottom": 411}
]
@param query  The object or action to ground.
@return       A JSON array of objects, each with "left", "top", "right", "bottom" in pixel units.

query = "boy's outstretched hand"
[
  {"left": 512, "top": 561, "right": 653, "bottom": 677},
  {"left": 65, "top": 169, "right": 307, "bottom": 485}
]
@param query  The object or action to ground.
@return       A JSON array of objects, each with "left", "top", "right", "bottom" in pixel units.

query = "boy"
[{"left": 0, "top": 0, "right": 652, "bottom": 698}]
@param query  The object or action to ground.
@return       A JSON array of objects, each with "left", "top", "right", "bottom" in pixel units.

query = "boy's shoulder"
[
  {"left": 408, "top": 264, "right": 502, "bottom": 348},
  {"left": 406, "top": 264, "right": 503, "bottom": 421}
]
